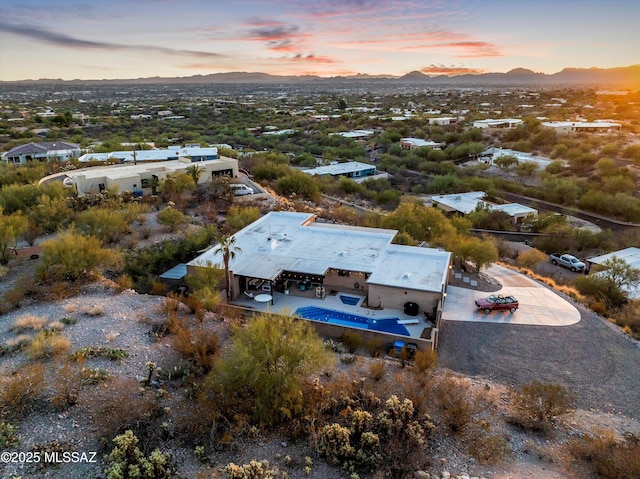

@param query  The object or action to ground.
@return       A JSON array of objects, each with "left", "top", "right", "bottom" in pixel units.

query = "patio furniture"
[
  {"left": 397, "top": 318, "right": 420, "bottom": 325},
  {"left": 243, "top": 291, "right": 255, "bottom": 299}
]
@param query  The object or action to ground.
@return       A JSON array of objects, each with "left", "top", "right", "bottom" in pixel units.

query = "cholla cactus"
[{"left": 223, "top": 459, "right": 275, "bottom": 479}]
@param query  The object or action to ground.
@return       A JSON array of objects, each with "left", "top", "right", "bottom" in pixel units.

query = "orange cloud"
[{"left": 420, "top": 65, "right": 485, "bottom": 76}]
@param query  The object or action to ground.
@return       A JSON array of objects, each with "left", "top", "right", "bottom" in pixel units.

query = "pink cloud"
[{"left": 420, "top": 64, "right": 485, "bottom": 76}]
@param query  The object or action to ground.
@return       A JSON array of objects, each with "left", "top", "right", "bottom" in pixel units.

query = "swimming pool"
[
  {"left": 339, "top": 295, "right": 360, "bottom": 306},
  {"left": 294, "top": 306, "right": 410, "bottom": 336}
]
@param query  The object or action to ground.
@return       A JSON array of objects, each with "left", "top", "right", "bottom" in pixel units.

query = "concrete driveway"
[{"left": 442, "top": 264, "right": 580, "bottom": 326}]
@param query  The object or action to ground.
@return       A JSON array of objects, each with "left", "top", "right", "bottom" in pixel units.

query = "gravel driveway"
[{"left": 438, "top": 300, "right": 640, "bottom": 419}]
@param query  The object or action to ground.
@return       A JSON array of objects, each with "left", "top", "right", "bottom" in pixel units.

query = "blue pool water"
[
  {"left": 339, "top": 295, "right": 360, "bottom": 306},
  {"left": 295, "top": 306, "right": 410, "bottom": 336}
]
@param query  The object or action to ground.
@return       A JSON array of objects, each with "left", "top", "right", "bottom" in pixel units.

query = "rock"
[
  {"left": 414, "top": 472, "right": 430, "bottom": 479},
  {"left": 442, "top": 471, "right": 450, "bottom": 479}
]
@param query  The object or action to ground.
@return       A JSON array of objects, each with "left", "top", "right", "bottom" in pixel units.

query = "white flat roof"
[
  {"left": 541, "top": 121, "right": 621, "bottom": 128},
  {"left": 303, "top": 161, "right": 375, "bottom": 176},
  {"left": 431, "top": 191, "right": 486, "bottom": 214},
  {"left": 188, "top": 212, "right": 451, "bottom": 293},
  {"left": 588, "top": 247, "right": 640, "bottom": 268},
  {"left": 400, "top": 138, "right": 444, "bottom": 148},
  {"left": 64, "top": 158, "right": 231, "bottom": 181},
  {"left": 333, "top": 130, "right": 374, "bottom": 138}
]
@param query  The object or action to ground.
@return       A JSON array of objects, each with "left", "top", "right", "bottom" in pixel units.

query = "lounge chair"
[{"left": 243, "top": 291, "right": 255, "bottom": 299}]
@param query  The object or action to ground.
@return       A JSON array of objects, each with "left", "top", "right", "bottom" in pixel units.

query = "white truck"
[{"left": 549, "top": 253, "right": 586, "bottom": 272}]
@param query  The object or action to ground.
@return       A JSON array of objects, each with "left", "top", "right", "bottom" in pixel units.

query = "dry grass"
[
  {"left": 12, "top": 315, "right": 48, "bottom": 332},
  {"left": 26, "top": 332, "right": 71, "bottom": 360},
  {"left": 0, "top": 364, "right": 46, "bottom": 419},
  {"left": 80, "top": 304, "right": 104, "bottom": 316},
  {"left": 46, "top": 320, "right": 65, "bottom": 332},
  {"left": 64, "top": 303, "right": 78, "bottom": 314},
  {"left": 5, "top": 334, "right": 33, "bottom": 352}
]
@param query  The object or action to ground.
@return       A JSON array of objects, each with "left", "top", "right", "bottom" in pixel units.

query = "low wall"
[{"left": 228, "top": 304, "right": 436, "bottom": 351}]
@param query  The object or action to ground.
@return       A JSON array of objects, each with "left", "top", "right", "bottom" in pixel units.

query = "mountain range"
[{"left": 3, "top": 65, "right": 639, "bottom": 88}]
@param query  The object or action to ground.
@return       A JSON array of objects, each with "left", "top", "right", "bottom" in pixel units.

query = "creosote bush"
[
  {"left": 569, "top": 430, "right": 640, "bottom": 479},
  {"left": 0, "top": 364, "right": 45, "bottom": 419},
  {"left": 508, "top": 381, "right": 574, "bottom": 432},
  {"left": 26, "top": 331, "right": 70, "bottom": 360}
]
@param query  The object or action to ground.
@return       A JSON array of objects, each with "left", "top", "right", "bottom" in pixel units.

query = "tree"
[
  {"left": 600, "top": 256, "right": 640, "bottom": 290},
  {"left": 185, "top": 164, "right": 205, "bottom": 184},
  {"left": 517, "top": 248, "right": 548, "bottom": 270},
  {"left": 214, "top": 235, "right": 241, "bottom": 303},
  {"left": 494, "top": 155, "right": 519, "bottom": 170},
  {"left": 209, "top": 313, "right": 333, "bottom": 426},
  {"left": 225, "top": 205, "right": 261, "bottom": 232},
  {"left": 0, "top": 207, "right": 27, "bottom": 264}
]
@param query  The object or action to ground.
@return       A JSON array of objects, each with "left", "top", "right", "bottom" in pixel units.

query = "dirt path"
[{"left": 438, "top": 300, "right": 640, "bottom": 419}]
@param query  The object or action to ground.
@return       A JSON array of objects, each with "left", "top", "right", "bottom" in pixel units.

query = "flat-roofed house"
[
  {"left": 431, "top": 191, "right": 537, "bottom": 225},
  {"left": 303, "top": 161, "right": 376, "bottom": 179},
  {"left": 472, "top": 119, "right": 523, "bottom": 129},
  {"left": 40, "top": 156, "right": 239, "bottom": 195},
  {"left": 187, "top": 211, "right": 452, "bottom": 316},
  {"left": 540, "top": 121, "right": 622, "bottom": 134},
  {"left": 400, "top": 138, "right": 445, "bottom": 150}
]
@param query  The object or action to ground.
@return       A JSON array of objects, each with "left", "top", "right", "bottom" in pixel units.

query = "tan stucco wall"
[
  {"left": 324, "top": 270, "right": 369, "bottom": 294},
  {"left": 366, "top": 284, "right": 441, "bottom": 315}
]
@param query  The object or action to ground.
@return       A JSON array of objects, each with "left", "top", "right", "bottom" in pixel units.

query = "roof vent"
[
  {"left": 401, "top": 272, "right": 411, "bottom": 280},
  {"left": 338, "top": 251, "right": 346, "bottom": 257}
]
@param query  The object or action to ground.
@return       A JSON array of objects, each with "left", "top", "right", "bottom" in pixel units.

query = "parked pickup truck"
[{"left": 550, "top": 253, "right": 586, "bottom": 272}]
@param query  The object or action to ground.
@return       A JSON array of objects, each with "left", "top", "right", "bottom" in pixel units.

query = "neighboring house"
[
  {"left": 78, "top": 145, "right": 218, "bottom": 163},
  {"left": 331, "top": 130, "right": 375, "bottom": 141},
  {"left": 187, "top": 211, "right": 452, "bottom": 316},
  {"left": 479, "top": 147, "right": 556, "bottom": 170},
  {"left": 39, "top": 156, "right": 239, "bottom": 196},
  {"left": 587, "top": 247, "right": 640, "bottom": 299},
  {"left": 431, "top": 191, "right": 537, "bottom": 225},
  {"left": 302, "top": 161, "right": 376, "bottom": 179},
  {"left": 1, "top": 141, "right": 80, "bottom": 164},
  {"left": 540, "top": 121, "right": 622, "bottom": 134},
  {"left": 427, "top": 117, "right": 458, "bottom": 126},
  {"left": 400, "top": 138, "right": 445, "bottom": 150},
  {"left": 472, "top": 119, "right": 523, "bottom": 129}
]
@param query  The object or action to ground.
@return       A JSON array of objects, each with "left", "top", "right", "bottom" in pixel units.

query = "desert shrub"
[
  {"left": 209, "top": 313, "right": 333, "bottom": 427},
  {"left": 224, "top": 459, "right": 276, "bottom": 479},
  {"left": 431, "top": 374, "right": 490, "bottom": 433},
  {"left": 84, "top": 378, "right": 162, "bottom": 442},
  {"left": 156, "top": 206, "right": 190, "bottom": 232},
  {"left": 225, "top": 205, "right": 261, "bottom": 232},
  {"left": 60, "top": 316, "right": 77, "bottom": 325},
  {"left": 26, "top": 331, "right": 71, "bottom": 360},
  {"left": 80, "top": 304, "right": 105, "bottom": 316},
  {"left": 508, "top": 381, "right": 574, "bottom": 432},
  {"left": 50, "top": 361, "right": 84, "bottom": 409},
  {"left": 75, "top": 207, "right": 130, "bottom": 243},
  {"left": 368, "top": 360, "right": 386, "bottom": 382},
  {"left": 104, "top": 429, "right": 175, "bottom": 479},
  {"left": 12, "top": 314, "right": 47, "bottom": 332},
  {"left": 365, "top": 338, "right": 384, "bottom": 358},
  {"left": 516, "top": 248, "right": 548, "bottom": 270},
  {"left": 341, "top": 331, "right": 363, "bottom": 353},
  {"left": 81, "top": 367, "right": 110, "bottom": 385},
  {"left": 465, "top": 430, "right": 512, "bottom": 464},
  {"left": 167, "top": 315, "right": 219, "bottom": 374},
  {"left": 115, "top": 274, "right": 134, "bottom": 290},
  {"left": 39, "top": 230, "right": 123, "bottom": 282},
  {"left": 590, "top": 301, "right": 607, "bottom": 315},
  {"left": 0, "top": 364, "right": 45, "bottom": 419},
  {"left": 569, "top": 430, "right": 640, "bottom": 479},
  {"left": 0, "top": 421, "right": 19, "bottom": 450},
  {"left": 413, "top": 349, "right": 438, "bottom": 373}
]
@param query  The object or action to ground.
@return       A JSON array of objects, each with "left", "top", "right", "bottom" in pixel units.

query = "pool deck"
[{"left": 233, "top": 290, "right": 433, "bottom": 339}]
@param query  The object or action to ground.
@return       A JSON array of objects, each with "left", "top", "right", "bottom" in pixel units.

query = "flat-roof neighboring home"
[
  {"left": 78, "top": 145, "right": 218, "bottom": 163},
  {"left": 587, "top": 247, "right": 640, "bottom": 299},
  {"left": 41, "top": 156, "right": 239, "bottom": 196},
  {"left": 331, "top": 130, "right": 375, "bottom": 141},
  {"left": 479, "top": 147, "right": 556, "bottom": 170},
  {"left": 472, "top": 119, "right": 523, "bottom": 129},
  {"left": 187, "top": 211, "right": 452, "bottom": 315},
  {"left": 431, "top": 191, "right": 537, "bottom": 225},
  {"left": 427, "top": 117, "right": 458, "bottom": 126},
  {"left": 262, "top": 129, "right": 295, "bottom": 136},
  {"left": 400, "top": 138, "right": 445, "bottom": 150},
  {"left": 540, "top": 121, "right": 622, "bottom": 134},
  {"left": 2, "top": 141, "right": 80, "bottom": 164},
  {"left": 303, "top": 161, "right": 376, "bottom": 180}
]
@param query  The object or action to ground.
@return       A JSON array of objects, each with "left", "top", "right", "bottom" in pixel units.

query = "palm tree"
[
  {"left": 214, "top": 235, "right": 241, "bottom": 303},
  {"left": 185, "top": 164, "right": 205, "bottom": 185}
]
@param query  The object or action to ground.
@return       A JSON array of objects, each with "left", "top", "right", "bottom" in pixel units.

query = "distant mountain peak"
[{"left": 506, "top": 68, "right": 538, "bottom": 75}]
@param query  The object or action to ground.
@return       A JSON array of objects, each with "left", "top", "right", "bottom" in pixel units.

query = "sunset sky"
[{"left": 0, "top": 0, "right": 638, "bottom": 81}]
